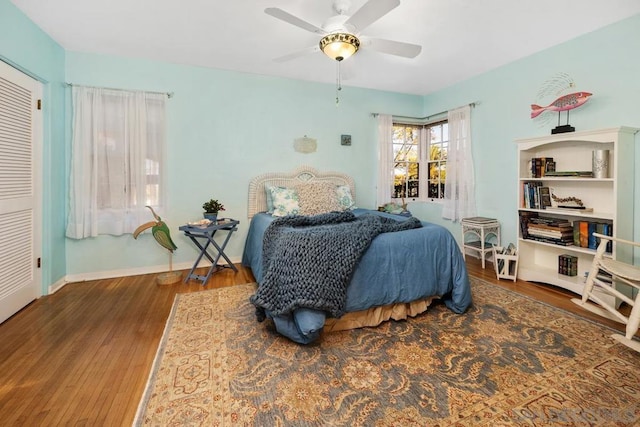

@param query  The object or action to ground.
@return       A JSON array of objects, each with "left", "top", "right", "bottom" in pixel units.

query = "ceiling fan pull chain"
[{"left": 336, "top": 60, "right": 342, "bottom": 105}]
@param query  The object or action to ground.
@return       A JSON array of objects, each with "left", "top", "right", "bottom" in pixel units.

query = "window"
[
  {"left": 67, "top": 87, "right": 167, "bottom": 238},
  {"left": 392, "top": 121, "right": 448, "bottom": 201}
]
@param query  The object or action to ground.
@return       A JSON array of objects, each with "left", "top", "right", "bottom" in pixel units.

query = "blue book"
[
  {"left": 587, "top": 222, "right": 597, "bottom": 249},
  {"left": 602, "top": 223, "right": 613, "bottom": 253}
]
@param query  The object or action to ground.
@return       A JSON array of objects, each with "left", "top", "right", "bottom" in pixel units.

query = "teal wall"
[
  {"left": 64, "top": 53, "right": 422, "bottom": 275},
  {"left": 2, "top": 0, "right": 639, "bottom": 283},
  {"left": 413, "top": 13, "right": 640, "bottom": 257},
  {"left": 0, "top": 0, "right": 66, "bottom": 292}
]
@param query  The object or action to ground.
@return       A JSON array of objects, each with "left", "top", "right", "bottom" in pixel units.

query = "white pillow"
[
  {"left": 268, "top": 186, "right": 300, "bottom": 217},
  {"left": 336, "top": 185, "right": 356, "bottom": 210}
]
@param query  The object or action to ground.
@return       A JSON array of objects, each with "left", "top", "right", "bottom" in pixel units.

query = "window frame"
[{"left": 391, "top": 119, "right": 448, "bottom": 204}]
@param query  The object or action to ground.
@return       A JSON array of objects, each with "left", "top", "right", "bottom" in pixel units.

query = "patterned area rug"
[{"left": 134, "top": 277, "right": 640, "bottom": 426}]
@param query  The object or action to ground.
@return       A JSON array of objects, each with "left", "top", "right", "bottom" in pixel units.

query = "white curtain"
[
  {"left": 376, "top": 114, "right": 393, "bottom": 206},
  {"left": 66, "top": 86, "right": 166, "bottom": 239},
  {"left": 442, "top": 105, "right": 476, "bottom": 222}
]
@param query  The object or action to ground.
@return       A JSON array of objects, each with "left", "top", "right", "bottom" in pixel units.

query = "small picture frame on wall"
[{"left": 341, "top": 134, "right": 352, "bottom": 146}]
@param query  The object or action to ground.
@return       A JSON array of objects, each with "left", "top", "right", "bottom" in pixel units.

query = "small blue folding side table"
[{"left": 179, "top": 219, "right": 239, "bottom": 285}]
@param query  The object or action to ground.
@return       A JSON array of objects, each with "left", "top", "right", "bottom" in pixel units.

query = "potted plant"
[{"left": 202, "top": 199, "right": 225, "bottom": 221}]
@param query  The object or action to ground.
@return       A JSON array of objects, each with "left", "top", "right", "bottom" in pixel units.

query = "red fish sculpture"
[{"left": 530, "top": 92, "right": 592, "bottom": 119}]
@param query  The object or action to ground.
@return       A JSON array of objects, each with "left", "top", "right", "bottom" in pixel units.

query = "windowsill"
[{"left": 392, "top": 198, "right": 444, "bottom": 205}]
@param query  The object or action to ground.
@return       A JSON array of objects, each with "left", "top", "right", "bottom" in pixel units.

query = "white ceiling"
[{"left": 10, "top": 0, "right": 640, "bottom": 95}]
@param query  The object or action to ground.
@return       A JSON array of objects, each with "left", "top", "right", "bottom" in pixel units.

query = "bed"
[{"left": 241, "top": 166, "right": 472, "bottom": 344}]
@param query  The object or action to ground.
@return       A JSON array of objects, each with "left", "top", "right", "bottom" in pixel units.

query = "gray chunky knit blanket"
[{"left": 249, "top": 211, "right": 422, "bottom": 321}]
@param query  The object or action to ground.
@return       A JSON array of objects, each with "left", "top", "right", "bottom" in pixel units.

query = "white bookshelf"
[{"left": 515, "top": 127, "right": 638, "bottom": 307}]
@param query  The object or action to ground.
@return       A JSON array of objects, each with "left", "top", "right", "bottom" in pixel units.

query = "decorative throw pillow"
[
  {"left": 268, "top": 186, "right": 300, "bottom": 217},
  {"left": 336, "top": 185, "right": 356, "bottom": 210},
  {"left": 265, "top": 186, "right": 278, "bottom": 213},
  {"left": 296, "top": 181, "right": 342, "bottom": 215}
]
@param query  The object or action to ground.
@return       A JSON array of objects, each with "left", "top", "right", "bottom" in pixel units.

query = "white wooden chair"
[{"left": 571, "top": 232, "right": 640, "bottom": 352}]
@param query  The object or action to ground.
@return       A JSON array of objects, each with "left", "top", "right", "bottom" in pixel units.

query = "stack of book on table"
[{"left": 523, "top": 216, "right": 573, "bottom": 246}]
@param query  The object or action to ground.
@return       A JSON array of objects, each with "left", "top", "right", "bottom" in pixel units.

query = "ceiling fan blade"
[
  {"left": 273, "top": 45, "right": 321, "bottom": 63},
  {"left": 364, "top": 37, "right": 422, "bottom": 58},
  {"left": 344, "top": 0, "right": 400, "bottom": 32},
  {"left": 265, "top": 8, "right": 326, "bottom": 34}
]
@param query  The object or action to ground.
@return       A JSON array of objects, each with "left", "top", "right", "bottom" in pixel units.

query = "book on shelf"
[
  {"left": 538, "top": 186, "right": 552, "bottom": 209},
  {"left": 522, "top": 181, "right": 543, "bottom": 209},
  {"left": 544, "top": 170, "right": 594, "bottom": 177},
  {"left": 527, "top": 221, "right": 572, "bottom": 231},
  {"left": 558, "top": 254, "right": 578, "bottom": 276},
  {"left": 603, "top": 223, "right": 613, "bottom": 253},
  {"left": 579, "top": 221, "right": 589, "bottom": 247},
  {"left": 522, "top": 182, "right": 561, "bottom": 210},
  {"left": 518, "top": 212, "right": 587, "bottom": 246},
  {"left": 527, "top": 223, "right": 572, "bottom": 232},
  {"left": 573, "top": 220, "right": 613, "bottom": 252},
  {"left": 526, "top": 217, "right": 573, "bottom": 244},
  {"left": 545, "top": 160, "right": 556, "bottom": 174},
  {"left": 528, "top": 233, "right": 573, "bottom": 243},
  {"left": 529, "top": 217, "right": 571, "bottom": 227},
  {"left": 530, "top": 157, "right": 554, "bottom": 178},
  {"left": 573, "top": 222, "right": 580, "bottom": 246},
  {"left": 527, "top": 228, "right": 573, "bottom": 239},
  {"left": 524, "top": 236, "right": 573, "bottom": 246},
  {"left": 587, "top": 222, "right": 597, "bottom": 249},
  {"left": 518, "top": 211, "right": 538, "bottom": 239},
  {"left": 528, "top": 230, "right": 573, "bottom": 240}
]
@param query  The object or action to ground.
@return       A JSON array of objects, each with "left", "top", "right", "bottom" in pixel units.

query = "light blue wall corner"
[
  {"left": 0, "top": 0, "right": 67, "bottom": 293},
  {"left": 417, "top": 13, "right": 640, "bottom": 253}
]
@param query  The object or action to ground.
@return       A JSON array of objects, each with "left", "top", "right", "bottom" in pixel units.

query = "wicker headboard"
[{"left": 247, "top": 165, "right": 355, "bottom": 218}]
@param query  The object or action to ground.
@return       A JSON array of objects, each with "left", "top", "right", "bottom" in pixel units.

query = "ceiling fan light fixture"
[{"left": 319, "top": 32, "right": 360, "bottom": 61}]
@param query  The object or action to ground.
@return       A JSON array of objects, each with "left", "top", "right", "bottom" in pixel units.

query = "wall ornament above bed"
[{"left": 293, "top": 135, "right": 317, "bottom": 153}]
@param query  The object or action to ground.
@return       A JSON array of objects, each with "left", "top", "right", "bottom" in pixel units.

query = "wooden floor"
[{"left": 0, "top": 258, "right": 633, "bottom": 426}]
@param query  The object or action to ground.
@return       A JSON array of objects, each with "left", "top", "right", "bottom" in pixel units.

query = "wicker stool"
[{"left": 461, "top": 217, "right": 501, "bottom": 269}]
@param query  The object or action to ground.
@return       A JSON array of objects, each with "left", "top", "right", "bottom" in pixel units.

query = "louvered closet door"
[{"left": 0, "top": 60, "right": 42, "bottom": 324}]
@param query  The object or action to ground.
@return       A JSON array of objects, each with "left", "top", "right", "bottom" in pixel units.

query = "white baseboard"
[
  {"left": 52, "top": 257, "right": 241, "bottom": 293},
  {"left": 48, "top": 276, "right": 68, "bottom": 294}
]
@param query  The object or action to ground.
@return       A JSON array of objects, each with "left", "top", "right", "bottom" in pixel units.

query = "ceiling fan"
[{"left": 265, "top": 0, "right": 422, "bottom": 63}]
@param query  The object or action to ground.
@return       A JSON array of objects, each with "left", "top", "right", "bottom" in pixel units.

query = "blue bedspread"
[{"left": 241, "top": 209, "right": 472, "bottom": 343}]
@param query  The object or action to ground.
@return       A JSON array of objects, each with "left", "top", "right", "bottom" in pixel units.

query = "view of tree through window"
[
  {"left": 392, "top": 125, "right": 419, "bottom": 198},
  {"left": 392, "top": 121, "right": 448, "bottom": 200},
  {"left": 427, "top": 122, "right": 448, "bottom": 199}
]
